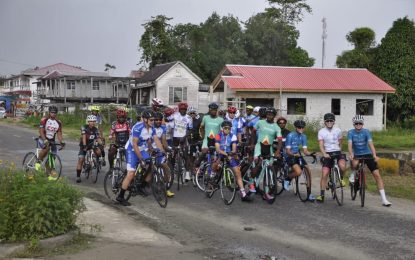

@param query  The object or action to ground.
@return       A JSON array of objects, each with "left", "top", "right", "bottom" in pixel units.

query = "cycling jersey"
[
  {"left": 215, "top": 131, "right": 237, "bottom": 153},
  {"left": 201, "top": 115, "right": 224, "bottom": 148},
  {"left": 247, "top": 116, "right": 259, "bottom": 128},
  {"left": 318, "top": 127, "right": 342, "bottom": 152},
  {"left": 39, "top": 117, "right": 62, "bottom": 140},
  {"left": 347, "top": 128, "right": 372, "bottom": 155},
  {"left": 126, "top": 122, "right": 156, "bottom": 152},
  {"left": 189, "top": 116, "right": 203, "bottom": 143},
  {"left": 253, "top": 120, "right": 282, "bottom": 157},
  {"left": 152, "top": 125, "right": 167, "bottom": 149},
  {"left": 80, "top": 125, "right": 100, "bottom": 147},
  {"left": 224, "top": 117, "right": 243, "bottom": 136},
  {"left": 172, "top": 112, "right": 192, "bottom": 138},
  {"left": 165, "top": 118, "right": 174, "bottom": 141},
  {"left": 286, "top": 131, "right": 308, "bottom": 154},
  {"left": 109, "top": 121, "right": 131, "bottom": 145}
]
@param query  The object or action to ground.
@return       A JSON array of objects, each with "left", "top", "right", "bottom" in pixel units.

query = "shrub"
[{"left": 0, "top": 162, "right": 85, "bottom": 242}]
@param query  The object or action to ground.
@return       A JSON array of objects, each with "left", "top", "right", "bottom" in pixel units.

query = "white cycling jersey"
[
  {"left": 172, "top": 112, "right": 192, "bottom": 138},
  {"left": 318, "top": 127, "right": 343, "bottom": 152}
]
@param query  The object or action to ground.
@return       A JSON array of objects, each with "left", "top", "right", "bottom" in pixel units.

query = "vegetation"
[{"left": 0, "top": 162, "right": 85, "bottom": 242}]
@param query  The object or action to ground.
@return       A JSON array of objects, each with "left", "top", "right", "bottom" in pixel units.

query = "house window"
[
  {"left": 287, "top": 98, "right": 306, "bottom": 115},
  {"left": 356, "top": 99, "right": 374, "bottom": 115},
  {"left": 92, "top": 81, "right": 100, "bottom": 90},
  {"left": 331, "top": 99, "right": 341, "bottom": 115},
  {"left": 169, "top": 86, "right": 187, "bottom": 104},
  {"left": 67, "top": 81, "right": 75, "bottom": 90}
]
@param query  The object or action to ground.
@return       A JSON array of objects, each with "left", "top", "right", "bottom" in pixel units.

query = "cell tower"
[{"left": 322, "top": 17, "right": 327, "bottom": 68}]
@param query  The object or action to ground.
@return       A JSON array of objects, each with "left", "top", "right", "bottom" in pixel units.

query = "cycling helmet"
[
  {"left": 187, "top": 106, "right": 197, "bottom": 114},
  {"left": 116, "top": 108, "right": 127, "bottom": 117},
  {"left": 178, "top": 102, "right": 188, "bottom": 110},
  {"left": 48, "top": 106, "right": 58, "bottom": 113},
  {"left": 227, "top": 106, "right": 237, "bottom": 113},
  {"left": 208, "top": 102, "right": 219, "bottom": 110},
  {"left": 266, "top": 107, "right": 277, "bottom": 115},
  {"left": 294, "top": 120, "right": 306, "bottom": 128},
  {"left": 277, "top": 116, "right": 287, "bottom": 124},
  {"left": 324, "top": 113, "right": 335, "bottom": 121},
  {"left": 221, "top": 120, "right": 232, "bottom": 128},
  {"left": 235, "top": 109, "right": 240, "bottom": 118},
  {"left": 152, "top": 98, "right": 163, "bottom": 107},
  {"left": 253, "top": 106, "right": 261, "bottom": 113},
  {"left": 164, "top": 107, "right": 175, "bottom": 117},
  {"left": 246, "top": 105, "right": 254, "bottom": 110},
  {"left": 154, "top": 112, "right": 163, "bottom": 120},
  {"left": 352, "top": 115, "right": 364, "bottom": 124},
  {"left": 87, "top": 115, "right": 97, "bottom": 122},
  {"left": 141, "top": 109, "right": 154, "bottom": 119},
  {"left": 259, "top": 107, "right": 267, "bottom": 117},
  {"left": 90, "top": 105, "right": 100, "bottom": 112}
]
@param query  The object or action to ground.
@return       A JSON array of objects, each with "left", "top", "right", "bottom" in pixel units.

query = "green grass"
[{"left": 366, "top": 174, "right": 415, "bottom": 202}]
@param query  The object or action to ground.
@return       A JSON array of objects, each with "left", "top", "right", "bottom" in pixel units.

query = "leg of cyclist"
[
  {"left": 284, "top": 159, "right": 301, "bottom": 191},
  {"left": 317, "top": 157, "right": 331, "bottom": 202},
  {"left": 116, "top": 149, "right": 141, "bottom": 206},
  {"left": 76, "top": 147, "right": 87, "bottom": 183},
  {"left": 107, "top": 144, "right": 117, "bottom": 172},
  {"left": 367, "top": 159, "right": 391, "bottom": 207},
  {"left": 338, "top": 155, "right": 347, "bottom": 186}
]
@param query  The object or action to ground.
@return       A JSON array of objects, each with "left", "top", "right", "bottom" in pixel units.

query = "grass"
[{"left": 366, "top": 173, "right": 415, "bottom": 202}]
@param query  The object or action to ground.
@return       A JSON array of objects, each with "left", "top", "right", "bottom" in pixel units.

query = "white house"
[
  {"left": 211, "top": 65, "right": 396, "bottom": 131},
  {"left": 130, "top": 61, "right": 203, "bottom": 109}
]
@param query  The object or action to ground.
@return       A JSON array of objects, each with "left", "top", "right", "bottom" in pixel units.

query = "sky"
[{"left": 0, "top": 0, "right": 414, "bottom": 78}]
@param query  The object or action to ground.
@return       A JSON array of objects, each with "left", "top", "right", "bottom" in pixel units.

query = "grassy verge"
[{"left": 366, "top": 174, "right": 415, "bottom": 202}]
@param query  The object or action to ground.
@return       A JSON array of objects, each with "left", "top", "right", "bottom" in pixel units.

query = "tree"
[
  {"left": 372, "top": 17, "right": 415, "bottom": 122},
  {"left": 266, "top": 0, "right": 312, "bottom": 25}
]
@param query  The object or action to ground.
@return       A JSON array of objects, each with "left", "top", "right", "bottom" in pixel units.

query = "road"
[{"left": 1, "top": 121, "right": 415, "bottom": 260}]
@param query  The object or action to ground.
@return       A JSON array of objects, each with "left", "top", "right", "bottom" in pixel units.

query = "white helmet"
[
  {"left": 253, "top": 106, "right": 261, "bottom": 113},
  {"left": 152, "top": 98, "right": 163, "bottom": 106},
  {"left": 187, "top": 106, "right": 197, "bottom": 114},
  {"left": 235, "top": 109, "right": 240, "bottom": 118},
  {"left": 352, "top": 115, "right": 364, "bottom": 124},
  {"left": 87, "top": 115, "right": 97, "bottom": 122}
]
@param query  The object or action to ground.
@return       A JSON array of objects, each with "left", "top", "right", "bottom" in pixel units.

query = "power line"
[{"left": 0, "top": 58, "right": 37, "bottom": 67}]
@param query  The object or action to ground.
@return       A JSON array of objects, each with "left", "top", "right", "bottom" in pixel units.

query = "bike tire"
[
  {"left": 152, "top": 170, "right": 168, "bottom": 208},
  {"left": 296, "top": 167, "right": 310, "bottom": 202},
  {"left": 274, "top": 167, "right": 285, "bottom": 196},
  {"left": 44, "top": 153, "right": 62, "bottom": 181},
  {"left": 220, "top": 167, "right": 237, "bottom": 205},
  {"left": 90, "top": 155, "right": 100, "bottom": 184},
  {"left": 333, "top": 167, "right": 343, "bottom": 206},
  {"left": 195, "top": 163, "right": 206, "bottom": 191},
  {"left": 104, "top": 168, "right": 125, "bottom": 201},
  {"left": 360, "top": 171, "right": 365, "bottom": 207},
  {"left": 22, "top": 152, "right": 37, "bottom": 177},
  {"left": 266, "top": 166, "right": 278, "bottom": 196}
]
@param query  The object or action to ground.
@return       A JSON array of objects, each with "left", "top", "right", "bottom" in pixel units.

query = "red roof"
[{"left": 220, "top": 65, "right": 395, "bottom": 93}]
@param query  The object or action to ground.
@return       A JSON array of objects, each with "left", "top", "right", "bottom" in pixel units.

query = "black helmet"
[
  {"left": 154, "top": 112, "right": 163, "bottom": 120},
  {"left": 259, "top": 107, "right": 267, "bottom": 117},
  {"left": 324, "top": 113, "right": 335, "bottom": 121},
  {"left": 221, "top": 120, "right": 232, "bottom": 128},
  {"left": 208, "top": 102, "right": 219, "bottom": 110},
  {"left": 49, "top": 105, "right": 58, "bottom": 113},
  {"left": 266, "top": 107, "right": 277, "bottom": 115},
  {"left": 141, "top": 109, "right": 154, "bottom": 119},
  {"left": 294, "top": 120, "right": 306, "bottom": 128}
]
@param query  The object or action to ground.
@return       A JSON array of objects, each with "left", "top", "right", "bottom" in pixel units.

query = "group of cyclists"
[{"left": 35, "top": 97, "right": 391, "bottom": 207}]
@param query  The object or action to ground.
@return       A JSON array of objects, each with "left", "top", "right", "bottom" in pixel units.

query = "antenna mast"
[{"left": 322, "top": 17, "right": 327, "bottom": 68}]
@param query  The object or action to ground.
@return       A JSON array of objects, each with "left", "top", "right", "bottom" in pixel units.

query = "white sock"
[{"left": 379, "top": 189, "right": 388, "bottom": 202}]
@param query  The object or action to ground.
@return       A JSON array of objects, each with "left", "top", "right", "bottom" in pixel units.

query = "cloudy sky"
[{"left": 0, "top": 0, "right": 414, "bottom": 78}]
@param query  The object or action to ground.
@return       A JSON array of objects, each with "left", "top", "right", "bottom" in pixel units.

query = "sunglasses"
[
  {"left": 189, "top": 112, "right": 196, "bottom": 115},
  {"left": 277, "top": 122, "right": 286, "bottom": 125},
  {"left": 148, "top": 118, "right": 155, "bottom": 122},
  {"left": 325, "top": 120, "right": 334, "bottom": 123},
  {"left": 154, "top": 119, "right": 162, "bottom": 122},
  {"left": 354, "top": 122, "right": 363, "bottom": 126},
  {"left": 296, "top": 126, "right": 304, "bottom": 129},
  {"left": 229, "top": 112, "right": 235, "bottom": 114},
  {"left": 223, "top": 127, "right": 231, "bottom": 130}
]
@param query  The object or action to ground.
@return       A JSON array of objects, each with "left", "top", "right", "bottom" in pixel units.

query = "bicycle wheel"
[
  {"left": 359, "top": 172, "right": 365, "bottom": 207},
  {"left": 90, "top": 154, "right": 100, "bottom": 184},
  {"left": 152, "top": 170, "right": 168, "bottom": 208},
  {"left": 266, "top": 166, "right": 279, "bottom": 196},
  {"left": 177, "top": 156, "right": 185, "bottom": 190},
  {"left": 22, "top": 152, "right": 38, "bottom": 177},
  {"left": 296, "top": 167, "right": 310, "bottom": 202},
  {"left": 333, "top": 167, "right": 343, "bottom": 206},
  {"left": 274, "top": 167, "right": 285, "bottom": 196},
  {"left": 351, "top": 171, "right": 359, "bottom": 200},
  {"left": 104, "top": 168, "right": 125, "bottom": 201},
  {"left": 220, "top": 167, "right": 237, "bottom": 205},
  {"left": 195, "top": 163, "right": 207, "bottom": 191},
  {"left": 44, "top": 154, "right": 62, "bottom": 181}
]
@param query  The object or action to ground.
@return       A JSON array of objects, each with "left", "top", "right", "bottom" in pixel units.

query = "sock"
[
  {"left": 320, "top": 190, "right": 325, "bottom": 197},
  {"left": 119, "top": 188, "right": 126, "bottom": 199},
  {"left": 379, "top": 189, "right": 387, "bottom": 202},
  {"left": 76, "top": 169, "right": 81, "bottom": 177}
]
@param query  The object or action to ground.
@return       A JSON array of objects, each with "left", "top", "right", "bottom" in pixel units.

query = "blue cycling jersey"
[
  {"left": 247, "top": 116, "right": 259, "bottom": 128},
  {"left": 347, "top": 128, "right": 372, "bottom": 155},
  {"left": 215, "top": 131, "right": 237, "bottom": 153},
  {"left": 125, "top": 122, "right": 156, "bottom": 152},
  {"left": 285, "top": 131, "right": 308, "bottom": 154},
  {"left": 224, "top": 117, "right": 243, "bottom": 136}
]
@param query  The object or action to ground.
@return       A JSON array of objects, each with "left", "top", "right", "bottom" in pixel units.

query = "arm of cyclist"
[
  {"left": 153, "top": 135, "right": 165, "bottom": 154},
  {"left": 132, "top": 137, "right": 144, "bottom": 162},
  {"left": 318, "top": 139, "right": 330, "bottom": 158},
  {"left": 368, "top": 141, "right": 379, "bottom": 161},
  {"left": 215, "top": 142, "right": 227, "bottom": 156}
]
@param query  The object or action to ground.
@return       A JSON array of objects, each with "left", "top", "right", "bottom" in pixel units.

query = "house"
[
  {"left": 130, "top": 61, "right": 203, "bottom": 109},
  {"left": 211, "top": 65, "right": 395, "bottom": 130}
]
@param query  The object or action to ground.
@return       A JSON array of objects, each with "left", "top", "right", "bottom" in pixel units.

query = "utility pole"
[{"left": 322, "top": 17, "right": 327, "bottom": 68}]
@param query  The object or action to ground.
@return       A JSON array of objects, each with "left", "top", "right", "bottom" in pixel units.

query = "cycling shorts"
[
  {"left": 37, "top": 138, "right": 57, "bottom": 154},
  {"left": 126, "top": 149, "right": 150, "bottom": 171},
  {"left": 354, "top": 154, "right": 378, "bottom": 172},
  {"left": 217, "top": 155, "right": 239, "bottom": 168},
  {"left": 287, "top": 156, "right": 307, "bottom": 167},
  {"left": 321, "top": 152, "right": 346, "bottom": 168}
]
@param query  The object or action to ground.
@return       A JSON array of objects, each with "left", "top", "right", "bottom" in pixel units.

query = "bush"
[{"left": 0, "top": 162, "right": 85, "bottom": 242}]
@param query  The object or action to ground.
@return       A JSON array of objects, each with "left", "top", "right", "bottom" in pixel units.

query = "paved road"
[{"left": 1, "top": 121, "right": 415, "bottom": 260}]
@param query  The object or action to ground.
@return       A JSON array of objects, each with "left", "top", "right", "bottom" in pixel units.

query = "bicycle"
[
  {"left": 104, "top": 145, "right": 127, "bottom": 201},
  {"left": 195, "top": 144, "right": 216, "bottom": 192},
  {"left": 22, "top": 137, "right": 64, "bottom": 181},
  {"left": 325, "top": 152, "right": 345, "bottom": 206},
  {"left": 173, "top": 142, "right": 187, "bottom": 191},
  {"left": 205, "top": 154, "right": 238, "bottom": 205},
  {"left": 188, "top": 140, "right": 202, "bottom": 188},
  {"left": 123, "top": 151, "right": 168, "bottom": 208},
  {"left": 292, "top": 151, "right": 317, "bottom": 202},
  {"left": 82, "top": 140, "right": 101, "bottom": 184},
  {"left": 350, "top": 157, "right": 370, "bottom": 207}
]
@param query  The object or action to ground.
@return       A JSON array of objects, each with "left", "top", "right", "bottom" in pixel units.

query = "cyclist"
[
  {"left": 284, "top": 120, "right": 315, "bottom": 200},
  {"left": 107, "top": 108, "right": 131, "bottom": 173},
  {"left": 116, "top": 110, "right": 165, "bottom": 206},
  {"left": 251, "top": 107, "right": 282, "bottom": 201},
  {"left": 348, "top": 115, "right": 391, "bottom": 207},
  {"left": 172, "top": 102, "right": 193, "bottom": 181},
  {"left": 37, "top": 105, "right": 65, "bottom": 179},
  {"left": 163, "top": 107, "right": 175, "bottom": 147},
  {"left": 213, "top": 120, "right": 249, "bottom": 201},
  {"left": 195, "top": 102, "right": 224, "bottom": 168},
  {"left": 76, "top": 115, "right": 102, "bottom": 183},
  {"left": 225, "top": 106, "right": 243, "bottom": 142},
  {"left": 316, "top": 113, "right": 347, "bottom": 203},
  {"left": 245, "top": 105, "right": 255, "bottom": 122},
  {"left": 187, "top": 106, "right": 203, "bottom": 175},
  {"left": 276, "top": 117, "right": 290, "bottom": 145},
  {"left": 90, "top": 105, "right": 106, "bottom": 166},
  {"left": 153, "top": 112, "right": 175, "bottom": 197},
  {"left": 152, "top": 97, "right": 164, "bottom": 112}
]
